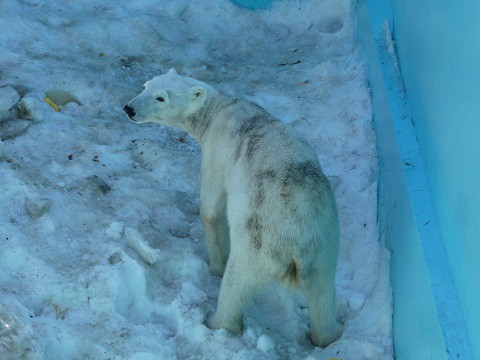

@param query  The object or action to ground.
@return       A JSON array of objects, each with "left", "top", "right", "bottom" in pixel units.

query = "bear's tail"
[{"left": 281, "top": 260, "right": 299, "bottom": 286}]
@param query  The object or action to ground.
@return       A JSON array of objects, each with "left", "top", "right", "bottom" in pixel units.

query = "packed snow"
[{"left": 0, "top": 0, "right": 393, "bottom": 359}]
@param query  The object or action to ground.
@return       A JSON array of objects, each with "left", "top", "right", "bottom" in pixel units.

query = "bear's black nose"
[{"left": 123, "top": 105, "right": 136, "bottom": 118}]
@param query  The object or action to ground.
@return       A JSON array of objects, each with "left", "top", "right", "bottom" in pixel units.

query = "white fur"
[{"left": 125, "top": 69, "right": 341, "bottom": 347}]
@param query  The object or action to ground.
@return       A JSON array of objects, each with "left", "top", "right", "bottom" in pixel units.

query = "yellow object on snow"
[{"left": 44, "top": 97, "right": 59, "bottom": 112}]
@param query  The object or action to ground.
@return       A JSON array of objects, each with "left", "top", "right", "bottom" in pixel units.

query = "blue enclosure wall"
[
  {"left": 389, "top": 1, "right": 480, "bottom": 357},
  {"left": 358, "top": 0, "right": 477, "bottom": 357},
  {"left": 357, "top": 2, "right": 447, "bottom": 358}
]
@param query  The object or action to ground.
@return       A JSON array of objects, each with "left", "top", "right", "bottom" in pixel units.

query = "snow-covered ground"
[{"left": 0, "top": 0, "right": 393, "bottom": 359}]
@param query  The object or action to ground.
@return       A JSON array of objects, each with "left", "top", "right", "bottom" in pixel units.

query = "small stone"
[
  {"left": 0, "top": 119, "right": 30, "bottom": 140},
  {"left": 17, "top": 97, "right": 46, "bottom": 122},
  {"left": 80, "top": 175, "right": 111, "bottom": 195},
  {"left": 0, "top": 86, "right": 20, "bottom": 111},
  {"left": 26, "top": 197, "right": 54, "bottom": 219},
  {"left": 108, "top": 251, "right": 123, "bottom": 265}
]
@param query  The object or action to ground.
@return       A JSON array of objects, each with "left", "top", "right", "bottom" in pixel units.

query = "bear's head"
[{"left": 123, "top": 69, "right": 215, "bottom": 128}]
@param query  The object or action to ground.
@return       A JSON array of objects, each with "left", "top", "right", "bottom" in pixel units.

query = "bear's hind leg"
[{"left": 302, "top": 271, "right": 342, "bottom": 348}]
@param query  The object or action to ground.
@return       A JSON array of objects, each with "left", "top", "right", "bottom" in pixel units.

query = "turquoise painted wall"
[
  {"left": 389, "top": 1, "right": 480, "bottom": 357},
  {"left": 357, "top": 2, "right": 447, "bottom": 358}
]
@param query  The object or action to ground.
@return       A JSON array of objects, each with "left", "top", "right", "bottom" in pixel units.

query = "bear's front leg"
[{"left": 200, "top": 180, "right": 230, "bottom": 276}]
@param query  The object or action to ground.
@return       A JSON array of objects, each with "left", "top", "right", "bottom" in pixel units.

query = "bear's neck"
[{"left": 184, "top": 94, "right": 233, "bottom": 144}]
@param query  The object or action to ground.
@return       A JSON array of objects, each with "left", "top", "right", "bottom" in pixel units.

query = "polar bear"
[{"left": 124, "top": 69, "right": 341, "bottom": 347}]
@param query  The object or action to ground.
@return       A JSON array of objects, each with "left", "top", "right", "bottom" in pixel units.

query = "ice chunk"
[
  {"left": 105, "top": 221, "right": 124, "bottom": 240},
  {"left": 256, "top": 334, "right": 275, "bottom": 352},
  {"left": 125, "top": 227, "right": 162, "bottom": 265},
  {"left": 0, "top": 86, "right": 20, "bottom": 111},
  {"left": 26, "top": 197, "right": 54, "bottom": 219},
  {"left": 0, "top": 119, "right": 30, "bottom": 140},
  {"left": 2, "top": 84, "right": 31, "bottom": 98},
  {"left": 17, "top": 97, "right": 47, "bottom": 122}
]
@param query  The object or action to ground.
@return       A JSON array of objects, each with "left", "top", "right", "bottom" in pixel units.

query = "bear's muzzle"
[{"left": 123, "top": 105, "right": 136, "bottom": 119}]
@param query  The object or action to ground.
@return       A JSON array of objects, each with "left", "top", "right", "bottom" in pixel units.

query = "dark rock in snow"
[
  {"left": 108, "top": 251, "right": 123, "bottom": 265},
  {"left": 26, "top": 197, "right": 54, "bottom": 219},
  {"left": 80, "top": 175, "right": 112, "bottom": 195}
]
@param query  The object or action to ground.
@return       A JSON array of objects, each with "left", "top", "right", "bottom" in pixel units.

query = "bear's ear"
[
  {"left": 190, "top": 86, "right": 207, "bottom": 103},
  {"left": 167, "top": 68, "right": 178, "bottom": 76}
]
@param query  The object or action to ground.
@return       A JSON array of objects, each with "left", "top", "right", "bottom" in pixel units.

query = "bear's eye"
[
  {"left": 143, "top": 85, "right": 146, "bottom": 90},
  {"left": 156, "top": 96, "right": 165, "bottom": 102}
]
